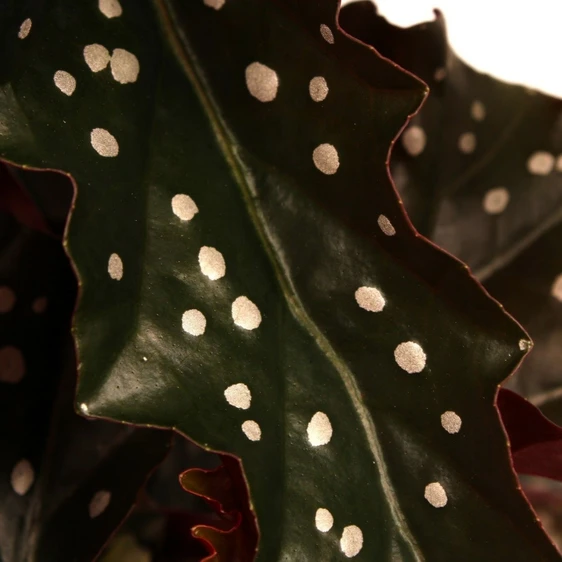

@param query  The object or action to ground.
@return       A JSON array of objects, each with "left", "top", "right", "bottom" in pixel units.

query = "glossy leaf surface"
[
  {"left": 0, "top": 210, "right": 171, "bottom": 562},
  {"left": 0, "top": 0, "right": 558, "bottom": 559}
]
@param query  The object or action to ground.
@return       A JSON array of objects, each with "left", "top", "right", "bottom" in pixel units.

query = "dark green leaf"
[{"left": 0, "top": 0, "right": 558, "bottom": 559}]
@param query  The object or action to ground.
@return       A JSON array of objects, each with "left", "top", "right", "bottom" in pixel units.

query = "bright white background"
[{"left": 342, "top": 0, "right": 562, "bottom": 99}]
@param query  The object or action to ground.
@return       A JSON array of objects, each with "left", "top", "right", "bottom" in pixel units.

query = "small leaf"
[
  {"left": 180, "top": 455, "right": 258, "bottom": 562},
  {"left": 499, "top": 388, "right": 562, "bottom": 481}
]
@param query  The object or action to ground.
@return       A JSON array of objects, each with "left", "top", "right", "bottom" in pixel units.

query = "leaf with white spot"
[
  {"left": 0, "top": 210, "right": 171, "bottom": 562},
  {"left": 340, "top": 3, "right": 562, "bottom": 279},
  {"left": 0, "top": 0, "right": 559, "bottom": 560}
]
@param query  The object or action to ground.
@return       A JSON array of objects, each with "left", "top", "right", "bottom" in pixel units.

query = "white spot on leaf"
[
  {"left": 18, "top": 19, "right": 32, "bottom": 40},
  {"left": 309, "top": 76, "right": 328, "bottom": 102},
  {"left": 307, "top": 412, "right": 332, "bottom": 446},
  {"left": 224, "top": 383, "right": 251, "bottom": 410},
  {"left": 198, "top": 247, "right": 226, "bottom": 280},
  {"left": 402, "top": 125, "right": 426, "bottom": 156},
  {"left": 483, "top": 187, "right": 510, "bottom": 215},
  {"left": 458, "top": 132, "right": 476, "bottom": 154},
  {"left": 471, "top": 100, "right": 486, "bottom": 121},
  {"left": 394, "top": 341, "right": 426, "bottom": 373},
  {"left": 378, "top": 214, "right": 396, "bottom": 236},
  {"left": 0, "top": 286, "right": 15, "bottom": 313},
  {"left": 89, "top": 490, "right": 111, "bottom": 518},
  {"left": 0, "top": 345, "right": 25, "bottom": 383},
  {"left": 315, "top": 508, "right": 333, "bottom": 532},
  {"left": 434, "top": 67, "right": 446, "bottom": 81},
  {"left": 80, "top": 403, "right": 89, "bottom": 414},
  {"left": 313, "top": 143, "right": 339, "bottom": 175},
  {"left": 551, "top": 274, "right": 562, "bottom": 301},
  {"left": 245, "top": 62, "right": 279, "bottom": 102},
  {"left": 204, "top": 0, "right": 225, "bottom": 8},
  {"left": 355, "top": 286, "right": 385, "bottom": 313},
  {"left": 32, "top": 297, "right": 47, "bottom": 314},
  {"left": 98, "top": 0, "right": 122, "bottom": 18},
  {"left": 440, "top": 411, "right": 462, "bottom": 434},
  {"left": 107, "top": 253, "right": 123, "bottom": 280},
  {"left": 110, "top": 49, "right": 140, "bottom": 84},
  {"left": 241, "top": 420, "right": 261, "bottom": 441},
  {"left": 11, "top": 459, "right": 34, "bottom": 496},
  {"left": 528, "top": 151, "right": 555, "bottom": 175},
  {"left": 91, "top": 128, "right": 119, "bottom": 157},
  {"left": 182, "top": 309, "right": 206, "bottom": 336},
  {"left": 424, "top": 482, "right": 447, "bottom": 508},
  {"left": 232, "top": 296, "right": 262, "bottom": 330},
  {"left": 340, "top": 525, "right": 363, "bottom": 557},
  {"left": 172, "top": 194, "right": 198, "bottom": 221},
  {"left": 320, "top": 24, "right": 334, "bottom": 44},
  {"left": 84, "top": 44, "right": 111, "bottom": 72},
  {"left": 53, "top": 70, "right": 76, "bottom": 96}
]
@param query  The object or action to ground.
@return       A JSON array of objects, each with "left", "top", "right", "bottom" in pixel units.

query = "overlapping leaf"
[
  {"left": 339, "top": 2, "right": 562, "bottom": 415},
  {"left": 0, "top": 207, "right": 171, "bottom": 562},
  {"left": 0, "top": 0, "right": 559, "bottom": 560}
]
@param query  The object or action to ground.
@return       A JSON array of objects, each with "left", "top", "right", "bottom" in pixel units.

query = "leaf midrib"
[{"left": 153, "top": 0, "right": 424, "bottom": 559}]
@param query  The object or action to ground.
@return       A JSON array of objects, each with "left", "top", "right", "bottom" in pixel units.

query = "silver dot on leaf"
[
  {"left": 424, "top": 482, "right": 448, "bottom": 508},
  {"left": 232, "top": 296, "right": 262, "bottom": 330},
  {"left": 402, "top": 125, "right": 426, "bottom": 156},
  {"left": 315, "top": 508, "right": 334, "bottom": 532},
  {"left": 171, "top": 194, "right": 198, "bottom": 221},
  {"left": 18, "top": 19, "right": 32, "bottom": 40},
  {"left": 53, "top": 71, "right": 76, "bottom": 96},
  {"left": 527, "top": 151, "right": 555, "bottom": 176},
  {"left": 355, "top": 286, "right": 385, "bottom": 313},
  {"left": 224, "top": 383, "right": 251, "bottom": 410},
  {"left": 203, "top": 0, "right": 225, "bottom": 8},
  {"left": 245, "top": 62, "right": 279, "bottom": 102},
  {"left": 182, "top": 309, "right": 206, "bottom": 336},
  {"left": 551, "top": 274, "right": 562, "bottom": 301},
  {"left": 80, "top": 403, "right": 89, "bottom": 415},
  {"left": 110, "top": 48, "right": 140, "bottom": 84},
  {"left": 394, "top": 341, "right": 426, "bottom": 373},
  {"left": 107, "top": 253, "right": 123, "bottom": 280},
  {"left": 241, "top": 420, "right": 261, "bottom": 441},
  {"left": 198, "top": 246, "right": 226, "bottom": 280},
  {"left": 0, "top": 345, "right": 25, "bottom": 384},
  {"left": 440, "top": 411, "right": 462, "bottom": 434},
  {"left": 471, "top": 100, "right": 486, "bottom": 121},
  {"left": 313, "top": 143, "right": 339, "bottom": 175},
  {"left": 377, "top": 214, "right": 396, "bottom": 236},
  {"left": 309, "top": 76, "right": 328, "bottom": 102},
  {"left": 91, "top": 128, "right": 119, "bottom": 157},
  {"left": 32, "top": 297, "right": 48, "bottom": 314},
  {"left": 483, "top": 187, "right": 510, "bottom": 215},
  {"left": 340, "top": 525, "right": 364, "bottom": 557},
  {"left": 98, "top": 0, "right": 122, "bottom": 18},
  {"left": 307, "top": 412, "right": 333, "bottom": 446},
  {"left": 11, "top": 459, "right": 34, "bottom": 496},
  {"left": 89, "top": 490, "right": 111, "bottom": 518},
  {"left": 434, "top": 67, "right": 446, "bottom": 81},
  {"left": 0, "top": 286, "right": 16, "bottom": 313},
  {"left": 458, "top": 132, "right": 477, "bottom": 154},
  {"left": 320, "top": 24, "right": 334, "bottom": 44},
  {"left": 83, "top": 44, "right": 111, "bottom": 72}
]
